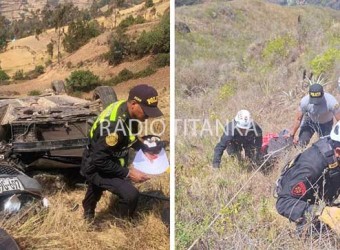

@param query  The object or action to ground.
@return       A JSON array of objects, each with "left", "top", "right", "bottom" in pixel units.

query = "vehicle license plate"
[{"left": 0, "top": 177, "right": 24, "bottom": 193}]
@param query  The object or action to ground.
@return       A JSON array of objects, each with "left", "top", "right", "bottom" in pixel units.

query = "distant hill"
[
  {"left": 0, "top": 0, "right": 92, "bottom": 20},
  {"left": 267, "top": 0, "right": 340, "bottom": 10},
  {"left": 175, "top": 0, "right": 340, "bottom": 10}
]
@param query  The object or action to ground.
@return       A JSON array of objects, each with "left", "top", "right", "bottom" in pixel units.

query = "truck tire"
[
  {"left": 92, "top": 86, "right": 117, "bottom": 109},
  {"left": 51, "top": 80, "right": 66, "bottom": 94}
]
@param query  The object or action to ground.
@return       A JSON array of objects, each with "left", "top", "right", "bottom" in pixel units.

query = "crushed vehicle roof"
[{"left": 0, "top": 94, "right": 97, "bottom": 125}]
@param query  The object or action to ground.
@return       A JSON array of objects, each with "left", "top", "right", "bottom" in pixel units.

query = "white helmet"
[
  {"left": 330, "top": 121, "right": 340, "bottom": 143},
  {"left": 234, "top": 110, "right": 252, "bottom": 129}
]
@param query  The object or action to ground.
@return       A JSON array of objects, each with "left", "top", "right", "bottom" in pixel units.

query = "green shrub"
[
  {"left": 34, "top": 65, "right": 44, "bottom": 74},
  {"left": 135, "top": 12, "right": 170, "bottom": 56},
  {"left": 119, "top": 15, "right": 135, "bottom": 29},
  {"left": 135, "top": 15, "right": 146, "bottom": 24},
  {"left": 65, "top": 70, "right": 100, "bottom": 92},
  {"left": 133, "top": 66, "right": 156, "bottom": 78},
  {"left": 13, "top": 70, "right": 25, "bottom": 80},
  {"left": 28, "top": 90, "right": 42, "bottom": 96},
  {"left": 119, "top": 15, "right": 146, "bottom": 29},
  {"left": 151, "top": 53, "right": 170, "bottom": 68},
  {"left": 45, "top": 59, "right": 52, "bottom": 67},
  {"left": 145, "top": 0, "right": 154, "bottom": 8},
  {"left": 262, "top": 35, "right": 296, "bottom": 65},
  {"left": 0, "top": 69, "right": 9, "bottom": 83},
  {"left": 219, "top": 84, "right": 235, "bottom": 100},
  {"left": 110, "top": 68, "right": 134, "bottom": 85},
  {"left": 310, "top": 48, "right": 340, "bottom": 76}
]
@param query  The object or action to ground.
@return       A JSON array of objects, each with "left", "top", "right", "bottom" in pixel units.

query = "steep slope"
[
  {"left": 176, "top": 0, "right": 340, "bottom": 249},
  {"left": 0, "top": 1, "right": 170, "bottom": 249}
]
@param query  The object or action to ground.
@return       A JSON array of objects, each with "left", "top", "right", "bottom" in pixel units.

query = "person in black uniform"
[
  {"left": 212, "top": 110, "right": 263, "bottom": 168},
  {"left": 81, "top": 84, "right": 163, "bottom": 221},
  {"left": 276, "top": 121, "right": 340, "bottom": 233}
]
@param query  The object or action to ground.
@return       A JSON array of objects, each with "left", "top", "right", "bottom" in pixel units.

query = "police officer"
[
  {"left": 81, "top": 84, "right": 163, "bottom": 220},
  {"left": 287, "top": 83, "right": 340, "bottom": 146},
  {"left": 276, "top": 121, "right": 340, "bottom": 233},
  {"left": 212, "top": 110, "right": 263, "bottom": 168}
]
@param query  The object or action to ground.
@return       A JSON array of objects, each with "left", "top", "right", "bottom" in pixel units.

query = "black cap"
[
  {"left": 141, "top": 135, "right": 165, "bottom": 154},
  {"left": 309, "top": 84, "right": 324, "bottom": 105},
  {"left": 128, "top": 84, "right": 163, "bottom": 118}
]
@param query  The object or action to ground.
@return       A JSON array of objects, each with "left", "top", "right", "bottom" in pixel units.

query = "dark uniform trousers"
[
  {"left": 83, "top": 172, "right": 139, "bottom": 217},
  {"left": 81, "top": 100, "right": 141, "bottom": 218},
  {"left": 299, "top": 119, "right": 333, "bottom": 146}
]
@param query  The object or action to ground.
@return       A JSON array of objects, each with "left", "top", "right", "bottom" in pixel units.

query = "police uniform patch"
[
  {"left": 334, "top": 103, "right": 340, "bottom": 110},
  {"left": 291, "top": 182, "right": 306, "bottom": 197},
  {"left": 105, "top": 133, "right": 118, "bottom": 146}
]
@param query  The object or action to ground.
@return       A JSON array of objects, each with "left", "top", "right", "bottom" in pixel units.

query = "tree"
[
  {"left": 0, "top": 15, "right": 9, "bottom": 51},
  {"left": 47, "top": 40, "right": 54, "bottom": 58},
  {"left": 51, "top": 3, "right": 80, "bottom": 63},
  {"left": 63, "top": 19, "right": 102, "bottom": 53}
]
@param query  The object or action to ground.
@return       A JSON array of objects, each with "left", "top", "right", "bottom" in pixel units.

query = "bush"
[
  {"left": 110, "top": 68, "right": 134, "bottom": 85},
  {"left": 45, "top": 59, "right": 52, "bottom": 67},
  {"left": 310, "top": 48, "right": 340, "bottom": 76},
  {"left": 34, "top": 65, "right": 45, "bottom": 75},
  {"left": 151, "top": 53, "right": 170, "bottom": 68},
  {"left": 13, "top": 70, "right": 25, "bottom": 80},
  {"left": 145, "top": 0, "right": 154, "bottom": 8},
  {"left": 28, "top": 90, "right": 42, "bottom": 96},
  {"left": 135, "top": 12, "right": 170, "bottom": 56},
  {"left": 65, "top": 70, "right": 100, "bottom": 92},
  {"left": 133, "top": 66, "right": 156, "bottom": 78},
  {"left": 262, "top": 35, "right": 296, "bottom": 65},
  {"left": 119, "top": 15, "right": 146, "bottom": 29},
  {"left": 0, "top": 69, "right": 9, "bottom": 83},
  {"left": 119, "top": 15, "right": 134, "bottom": 29}
]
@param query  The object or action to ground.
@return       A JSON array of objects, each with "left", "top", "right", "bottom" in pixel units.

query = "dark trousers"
[
  {"left": 83, "top": 173, "right": 139, "bottom": 217},
  {"left": 298, "top": 119, "right": 333, "bottom": 146}
]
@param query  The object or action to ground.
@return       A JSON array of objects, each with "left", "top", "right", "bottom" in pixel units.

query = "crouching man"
[
  {"left": 81, "top": 84, "right": 163, "bottom": 221},
  {"left": 276, "top": 121, "right": 340, "bottom": 235},
  {"left": 212, "top": 110, "right": 263, "bottom": 168}
]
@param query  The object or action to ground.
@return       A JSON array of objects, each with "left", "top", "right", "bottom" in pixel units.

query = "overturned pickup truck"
[{"left": 0, "top": 85, "right": 117, "bottom": 173}]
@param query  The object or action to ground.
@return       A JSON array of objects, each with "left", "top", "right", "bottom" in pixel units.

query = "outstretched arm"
[
  {"left": 212, "top": 131, "right": 232, "bottom": 168},
  {"left": 289, "top": 109, "right": 303, "bottom": 143}
]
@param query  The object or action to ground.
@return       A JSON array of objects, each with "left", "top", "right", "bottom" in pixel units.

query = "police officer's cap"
[
  {"left": 128, "top": 84, "right": 163, "bottom": 118},
  {"left": 309, "top": 84, "right": 324, "bottom": 105}
]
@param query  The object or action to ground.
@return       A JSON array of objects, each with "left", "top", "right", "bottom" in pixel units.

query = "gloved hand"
[{"left": 319, "top": 206, "right": 340, "bottom": 235}]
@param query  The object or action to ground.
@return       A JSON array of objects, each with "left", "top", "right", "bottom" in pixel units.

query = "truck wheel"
[
  {"left": 51, "top": 80, "right": 66, "bottom": 94},
  {"left": 92, "top": 86, "right": 117, "bottom": 109}
]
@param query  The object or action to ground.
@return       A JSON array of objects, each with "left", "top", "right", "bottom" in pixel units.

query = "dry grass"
[
  {"left": 0, "top": 173, "right": 169, "bottom": 249},
  {"left": 176, "top": 0, "right": 340, "bottom": 249}
]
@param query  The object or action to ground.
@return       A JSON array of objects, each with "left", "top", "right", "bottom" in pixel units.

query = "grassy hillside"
[
  {"left": 176, "top": 0, "right": 340, "bottom": 248},
  {"left": 0, "top": 1, "right": 170, "bottom": 249}
]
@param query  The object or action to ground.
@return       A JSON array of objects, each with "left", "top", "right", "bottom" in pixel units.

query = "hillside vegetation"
[
  {"left": 0, "top": 1, "right": 170, "bottom": 249},
  {"left": 176, "top": 0, "right": 340, "bottom": 248}
]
